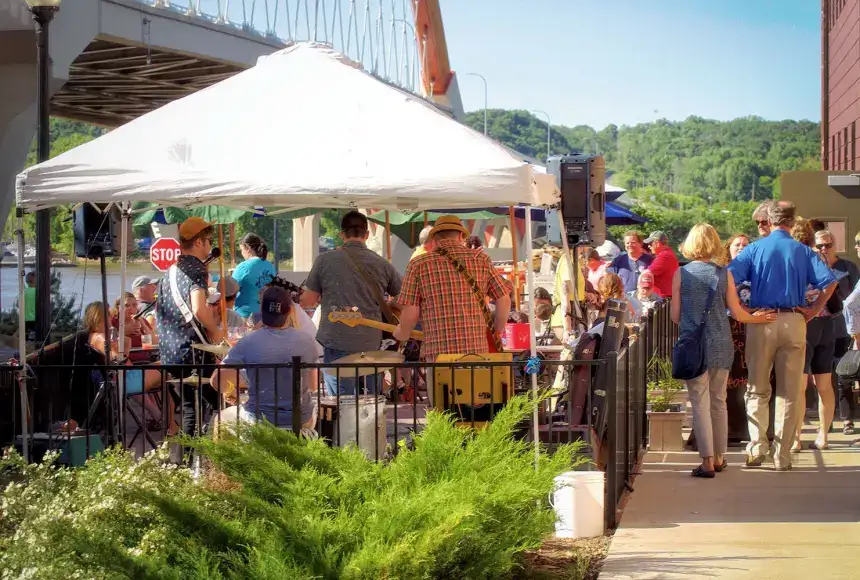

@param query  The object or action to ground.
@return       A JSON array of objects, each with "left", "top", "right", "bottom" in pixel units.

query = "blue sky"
[{"left": 440, "top": 0, "right": 820, "bottom": 129}]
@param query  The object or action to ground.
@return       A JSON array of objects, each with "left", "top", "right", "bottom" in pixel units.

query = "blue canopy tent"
[{"left": 490, "top": 203, "right": 647, "bottom": 226}]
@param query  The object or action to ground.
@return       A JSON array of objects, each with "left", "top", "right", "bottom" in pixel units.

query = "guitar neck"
[{"left": 331, "top": 316, "right": 424, "bottom": 340}]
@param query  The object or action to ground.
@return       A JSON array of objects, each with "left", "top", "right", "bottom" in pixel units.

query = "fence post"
[
  {"left": 292, "top": 356, "right": 302, "bottom": 436},
  {"left": 605, "top": 351, "right": 618, "bottom": 531}
]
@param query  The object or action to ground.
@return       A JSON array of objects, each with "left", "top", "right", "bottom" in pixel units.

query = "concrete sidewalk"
[{"left": 600, "top": 426, "right": 860, "bottom": 579}]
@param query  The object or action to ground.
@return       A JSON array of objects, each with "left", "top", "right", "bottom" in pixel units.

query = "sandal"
[
  {"left": 809, "top": 441, "right": 829, "bottom": 451},
  {"left": 691, "top": 465, "right": 715, "bottom": 478},
  {"left": 714, "top": 459, "right": 728, "bottom": 473}
]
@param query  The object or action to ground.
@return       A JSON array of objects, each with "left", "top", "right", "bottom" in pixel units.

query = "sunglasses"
[
  {"left": 816, "top": 243, "right": 834, "bottom": 250},
  {"left": 756, "top": 220, "right": 769, "bottom": 227},
  {"left": 855, "top": 240, "right": 860, "bottom": 247}
]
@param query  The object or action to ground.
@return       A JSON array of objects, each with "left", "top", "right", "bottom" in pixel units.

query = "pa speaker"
[
  {"left": 546, "top": 154, "right": 606, "bottom": 246},
  {"left": 73, "top": 204, "right": 134, "bottom": 259}
]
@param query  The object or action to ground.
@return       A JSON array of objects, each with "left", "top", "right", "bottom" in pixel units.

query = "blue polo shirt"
[{"left": 728, "top": 229, "right": 836, "bottom": 309}]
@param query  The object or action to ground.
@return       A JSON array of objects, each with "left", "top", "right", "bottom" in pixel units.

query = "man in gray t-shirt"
[
  {"left": 301, "top": 211, "right": 402, "bottom": 396},
  {"left": 218, "top": 286, "right": 319, "bottom": 428}
]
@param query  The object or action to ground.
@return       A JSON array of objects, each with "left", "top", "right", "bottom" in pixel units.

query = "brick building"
[{"left": 824, "top": 0, "right": 860, "bottom": 170}]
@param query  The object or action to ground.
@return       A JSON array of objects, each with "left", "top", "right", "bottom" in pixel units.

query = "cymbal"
[
  {"left": 322, "top": 350, "right": 404, "bottom": 377},
  {"left": 166, "top": 375, "right": 211, "bottom": 386}
]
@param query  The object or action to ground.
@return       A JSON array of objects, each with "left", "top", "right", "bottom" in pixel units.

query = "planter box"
[{"left": 647, "top": 411, "right": 685, "bottom": 451}]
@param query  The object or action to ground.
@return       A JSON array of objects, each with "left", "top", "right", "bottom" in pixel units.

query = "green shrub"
[{"left": 0, "top": 396, "right": 585, "bottom": 579}]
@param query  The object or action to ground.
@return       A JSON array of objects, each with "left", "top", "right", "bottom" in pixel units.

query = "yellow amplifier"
[{"left": 433, "top": 353, "right": 514, "bottom": 425}]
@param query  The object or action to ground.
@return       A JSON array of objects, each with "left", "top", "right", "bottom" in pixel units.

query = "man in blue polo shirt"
[{"left": 729, "top": 201, "right": 837, "bottom": 471}]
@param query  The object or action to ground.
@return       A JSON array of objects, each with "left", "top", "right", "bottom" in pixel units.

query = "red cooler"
[{"left": 504, "top": 323, "right": 532, "bottom": 350}]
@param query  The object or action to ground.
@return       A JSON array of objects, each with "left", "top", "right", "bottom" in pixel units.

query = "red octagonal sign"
[{"left": 150, "top": 237, "right": 181, "bottom": 272}]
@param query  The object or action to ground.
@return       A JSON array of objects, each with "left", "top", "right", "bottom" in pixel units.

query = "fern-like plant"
[
  {"left": 0, "top": 395, "right": 586, "bottom": 580},
  {"left": 646, "top": 355, "right": 685, "bottom": 413}
]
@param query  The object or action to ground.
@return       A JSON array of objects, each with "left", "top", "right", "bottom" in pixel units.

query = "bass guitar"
[{"left": 328, "top": 310, "right": 425, "bottom": 341}]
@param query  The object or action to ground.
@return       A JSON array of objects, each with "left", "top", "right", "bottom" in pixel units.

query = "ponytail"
[{"left": 241, "top": 233, "right": 269, "bottom": 260}]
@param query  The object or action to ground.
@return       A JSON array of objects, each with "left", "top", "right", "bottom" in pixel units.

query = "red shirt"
[{"left": 648, "top": 249, "right": 679, "bottom": 298}]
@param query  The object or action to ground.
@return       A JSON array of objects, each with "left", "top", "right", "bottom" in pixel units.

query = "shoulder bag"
[
  {"left": 836, "top": 349, "right": 860, "bottom": 381},
  {"left": 672, "top": 267, "right": 720, "bottom": 381},
  {"left": 435, "top": 245, "right": 504, "bottom": 352}
]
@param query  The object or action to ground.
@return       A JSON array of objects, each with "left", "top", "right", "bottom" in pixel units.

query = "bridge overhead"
[{"left": 0, "top": 0, "right": 460, "bottom": 228}]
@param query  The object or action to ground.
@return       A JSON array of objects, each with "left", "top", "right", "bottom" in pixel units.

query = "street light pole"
[
  {"left": 26, "top": 0, "right": 61, "bottom": 346},
  {"left": 530, "top": 109, "right": 551, "bottom": 160},
  {"left": 465, "top": 72, "right": 488, "bottom": 135}
]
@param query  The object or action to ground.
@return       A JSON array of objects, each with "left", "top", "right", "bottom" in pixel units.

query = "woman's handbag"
[
  {"left": 672, "top": 268, "right": 720, "bottom": 381},
  {"left": 836, "top": 349, "right": 860, "bottom": 381}
]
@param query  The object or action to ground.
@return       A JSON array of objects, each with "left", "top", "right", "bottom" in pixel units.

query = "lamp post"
[
  {"left": 25, "top": 0, "right": 61, "bottom": 346},
  {"left": 530, "top": 109, "right": 551, "bottom": 160},
  {"left": 465, "top": 72, "right": 488, "bottom": 135}
]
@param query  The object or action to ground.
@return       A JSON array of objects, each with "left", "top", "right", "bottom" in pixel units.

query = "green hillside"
[{"left": 463, "top": 109, "right": 820, "bottom": 202}]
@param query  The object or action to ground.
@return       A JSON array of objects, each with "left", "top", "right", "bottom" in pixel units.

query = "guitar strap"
[
  {"left": 168, "top": 264, "right": 210, "bottom": 345},
  {"left": 340, "top": 247, "right": 398, "bottom": 325},
  {"left": 435, "top": 245, "right": 504, "bottom": 352}
]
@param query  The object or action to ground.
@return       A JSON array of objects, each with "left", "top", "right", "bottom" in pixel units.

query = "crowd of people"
[{"left": 72, "top": 199, "right": 860, "bottom": 475}]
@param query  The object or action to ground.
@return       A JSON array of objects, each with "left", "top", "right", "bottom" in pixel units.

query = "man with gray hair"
[
  {"left": 752, "top": 200, "right": 774, "bottom": 238},
  {"left": 729, "top": 200, "right": 837, "bottom": 471},
  {"left": 410, "top": 225, "right": 435, "bottom": 261}
]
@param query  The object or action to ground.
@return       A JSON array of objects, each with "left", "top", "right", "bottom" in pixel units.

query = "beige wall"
[{"left": 781, "top": 170, "right": 859, "bottom": 265}]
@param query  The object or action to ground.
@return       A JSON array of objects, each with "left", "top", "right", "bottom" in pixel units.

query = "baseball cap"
[
  {"left": 643, "top": 231, "right": 668, "bottom": 245},
  {"left": 131, "top": 275, "right": 157, "bottom": 291},
  {"left": 638, "top": 270, "right": 655, "bottom": 288},
  {"left": 260, "top": 286, "right": 291, "bottom": 327},
  {"left": 178, "top": 217, "right": 214, "bottom": 241},
  {"left": 206, "top": 276, "right": 240, "bottom": 305}
]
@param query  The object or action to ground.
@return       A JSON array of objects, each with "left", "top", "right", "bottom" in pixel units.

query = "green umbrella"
[{"left": 367, "top": 209, "right": 504, "bottom": 246}]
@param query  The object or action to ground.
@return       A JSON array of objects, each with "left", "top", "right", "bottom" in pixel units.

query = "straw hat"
[{"left": 428, "top": 215, "right": 470, "bottom": 238}]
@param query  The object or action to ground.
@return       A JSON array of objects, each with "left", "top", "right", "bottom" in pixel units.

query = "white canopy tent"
[
  {"left": 15, "top": 42, "right": 557, "bottom": 462},
  {"left": 17, "top": 43, "right": 556, "bottom": 211}
]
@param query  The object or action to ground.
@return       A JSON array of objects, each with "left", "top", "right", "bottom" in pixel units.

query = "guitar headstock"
[{"left": 328, "top": 310, "right": 364, "bottom": 327}]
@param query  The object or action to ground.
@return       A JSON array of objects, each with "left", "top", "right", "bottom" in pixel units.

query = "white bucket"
[
  {"left": 551, "top": 471, "right": 605, "bottom": 539},
  {"left": 324, "top": 395, "right": 387, "bottom": 460}
]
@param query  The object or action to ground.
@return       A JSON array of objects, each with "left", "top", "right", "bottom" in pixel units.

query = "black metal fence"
[{"left": 0, "top": 302, "right": 675, "bottom": 531}]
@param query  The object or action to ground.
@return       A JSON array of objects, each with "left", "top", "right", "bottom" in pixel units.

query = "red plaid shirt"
[{"left": 398, "top": 240, "right": 512, "bottom": 361}]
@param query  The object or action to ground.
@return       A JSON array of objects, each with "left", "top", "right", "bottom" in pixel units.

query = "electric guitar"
[{"left": 328, "top": 310, "right": 425, "bottom": 341}]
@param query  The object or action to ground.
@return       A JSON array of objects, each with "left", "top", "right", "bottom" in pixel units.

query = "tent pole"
[
  {"left": 524, "top": 205, "right": 539, "bottom": 468},
  {"left": 410, "top": 221, "right": 415, "bottom": 246},
  {"left": 218, "top": 225, "right": 227, "bottom": 336},
  {"left": 118, "top": 202, "right": 129, "bottom": 441},
  {"left": 16, "top": 209, "right": 29, "bottom": 462},
  {"left": 385, "top": 211, "right": 392, "bottom": 262},
  {"left": 229, "top": 223, "right": 236, "bottom": 268},
  {"left": 423, "top": 211, "right": 428, "bottom": 228},
  {"left": 509, "top": 206, "right": 520, "bottom": 310}
]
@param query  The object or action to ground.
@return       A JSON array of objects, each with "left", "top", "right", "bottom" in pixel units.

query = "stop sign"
[{"left": 150, "top": 237, "right": 181, "bottom": 272}]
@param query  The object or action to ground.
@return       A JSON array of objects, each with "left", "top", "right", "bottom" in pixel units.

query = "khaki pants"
[
  {"left": 745, "top": 313, "right": 807, "bottom": 468},
  {"left": 687, "top": 368, "right": 730, "bottom": 459}
]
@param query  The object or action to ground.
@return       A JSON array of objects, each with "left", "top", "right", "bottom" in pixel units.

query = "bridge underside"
[{"left": 52, "top": 38, "right": 247, "bottom": 127}]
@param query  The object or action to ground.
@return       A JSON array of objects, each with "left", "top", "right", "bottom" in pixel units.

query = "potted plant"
[{"left": 646, "top": 356, "right": 686, "bottom": 451}]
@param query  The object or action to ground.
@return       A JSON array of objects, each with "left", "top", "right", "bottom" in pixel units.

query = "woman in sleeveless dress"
[
  {"left": 671, "top": 224, "right": 776, "bottom": 478},
  {"left": 721, "top": 234, "right": 751, "bottom": 442}
]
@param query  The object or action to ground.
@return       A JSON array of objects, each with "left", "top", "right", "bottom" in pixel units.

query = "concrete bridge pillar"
[
  {"left": 292, "top": 213, "right": 320, "bottom": 272},
  {"left": 0, "top": 0, "right": 99, "bottom": 231}
]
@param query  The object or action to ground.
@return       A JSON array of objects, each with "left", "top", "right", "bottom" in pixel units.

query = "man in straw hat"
[{"left": 394, "top": 215, "right": 512, "bottom": 382}]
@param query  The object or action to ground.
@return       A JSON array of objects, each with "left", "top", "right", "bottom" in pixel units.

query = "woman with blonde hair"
[
  {"left": 84, "top": 302, "right": 166, "bottom": 432},
  {"left": 672, "top": 224, "right": 776, "bottom": 478}
]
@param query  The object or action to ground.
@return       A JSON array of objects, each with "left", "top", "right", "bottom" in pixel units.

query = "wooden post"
[
  {"left": 385, "top": 211, "right": 392, "bottom": 261},
  {"left": 229, "top": 223, "right": 236, "bottom": 268},
  {"left": 218, "top": 225, "right": 227, "bottom": 337},
  {"left": 410, "top": 221, "right": 416, "bottom": 246},
  {"left": 509, "top": 206, "right": 520, "bottom": 310},
  {"left": 423, "top": 211, "right": 429, "bottom": 228}
]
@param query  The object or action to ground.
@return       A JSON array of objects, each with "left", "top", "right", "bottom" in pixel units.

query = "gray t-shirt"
[
  {"left": 306, "top": 241, "right": 402, "bottom": 352},
  {"left": 223, "top": 326, "right": 319, "bottom": 428}
]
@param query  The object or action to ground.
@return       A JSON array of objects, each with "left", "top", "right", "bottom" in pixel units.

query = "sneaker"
[
  {"left": 745, "top": 455, "right": 765, "bottom": 468},
  {"left": 774, "top": 464, "right": 792, "bottom": 472},
  {"left": 844, "top": 423, "right": 855, "bottom": 436}
]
